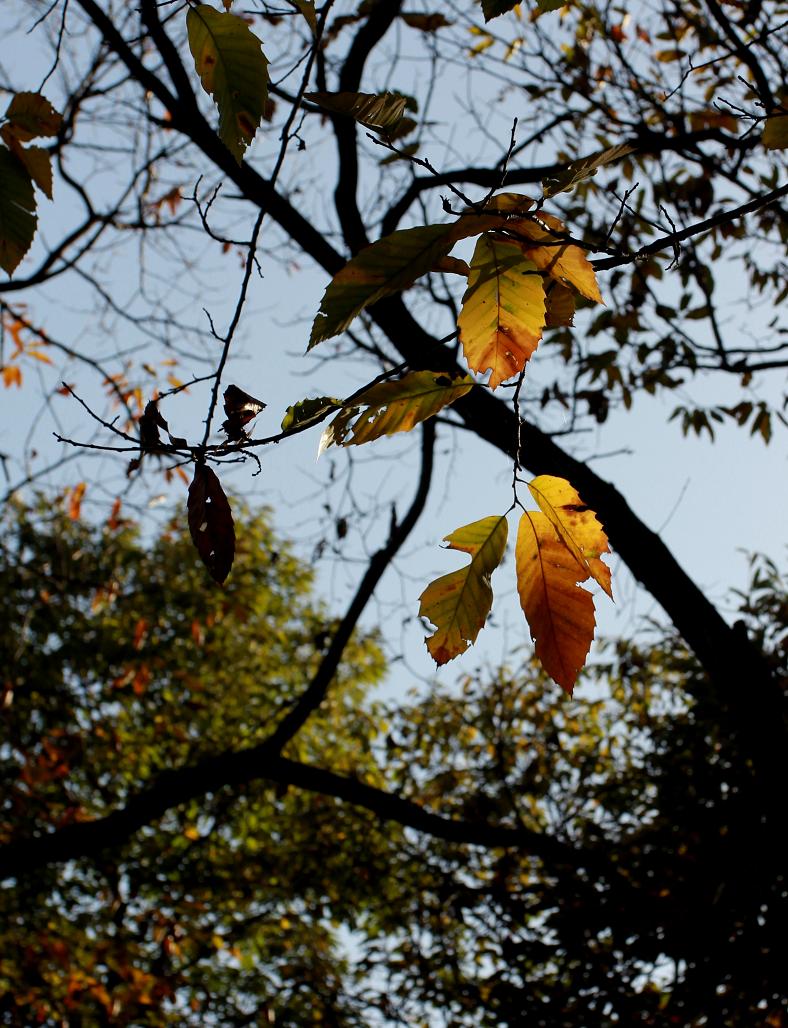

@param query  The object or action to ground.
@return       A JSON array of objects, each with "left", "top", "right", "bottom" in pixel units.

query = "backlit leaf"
[
  {"left": 544, "top": 281, "right": 575, "bottom": 326},
  {"left": 10, "top": 145, "right": 53, "bottom": 199},
  {"left": 309, "top": 215, "right": 503, "bottom": 347},
  {"left": 281, "top": 396, "right": 341, "bottom": 432},
  {"left": 482, "top": 192, "right": 534, "bottom": 216},
  {"left": 419, "top": 515, "right": 508, "bottom": 664},
  {"left": 0, "top": 146, "right": 37, "bottom": 275},
  {"left": 320, "top": 371, "right": 473, "bottom": 450},
  {"left": 480, "top": 0, "right": 520, "bottom": 20},
  {"left": 458, "top": 233, "right": 545, "bottom": 388},
  {"left": 527, "top": 475, "right": 612, "bottom": 598},
  {"left": 542, "top": 143, "right": 634, "bottom": 197},
  {"left": 515, "top": 511, "right": 596, "bottom": 694},
  {"left": 187, "top": 464, "right": 235, "bottom": 584},
  {"left": 762, "top": 112, "right": 788, "bottom": 150},
  {"left": 292, "top": 0, "right": 317, "bottom": 33},
  {"left": 514, "top": 213, "right": 603, "bottom": 303},
  {"left": 3, "top": 92, "right": 62, "bottom": 142},
  {"left": 401, "top": 12, "right": 453, "bottom": 30},
  {"left": 187, "top": 4, "right": 269, "bottom": 163},
  {"left": 306, "top": 91, "right": 407, "bottom": 130}
]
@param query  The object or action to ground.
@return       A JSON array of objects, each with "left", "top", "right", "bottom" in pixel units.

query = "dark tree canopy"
[{"left": 0, "top": 0, "right": 786, "bottom": 1024}]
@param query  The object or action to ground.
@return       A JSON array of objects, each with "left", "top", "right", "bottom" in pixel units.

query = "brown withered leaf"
[
  {"left": 187, "top": 464, "right": 235, "bottom": 584},
  {"left": 139, "top": 400, "right": 168, "bottom": 452},
  {"left": 222, "top": 384, "right": 266, "bottom": 441}
]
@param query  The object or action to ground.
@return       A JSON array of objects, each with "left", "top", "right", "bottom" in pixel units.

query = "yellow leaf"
[
  {"left": 320, "top": 370, "right": 473, "bottom": 450},
  {"left": 419, "top": 515, "right": 508, "bottom": 665},
  {"left": 310, "top": 215, "right": 505, "bottom": 347},
  {"left": 527, "top": 474, "right": 612, "bottom": 598},
  {"left": 482, "top": 192, "right": 534, "bottom": 216},
  {"left": 458, "top": 233, "right": 545, "bottom": 389},
  {"left": 762, "top": 112, "right": 788, "bottom": 150},
  {"left": 186, "top": 5, "right": 269, "bottom": 164},
  {"left": 515, "top": 511, "right": 596, "bottom": 694},
  {"left": 514, "top": 213, "right": 603, "bottom": 303}
]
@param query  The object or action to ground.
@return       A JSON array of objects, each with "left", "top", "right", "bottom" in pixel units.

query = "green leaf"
[
  {"left": 0, "top": 146, "right": 37, "bottom": 276},
  {"left": 306, "top": 91, "right": 408, "bottom": 131},
  {"left": 480, "top": 0, "right": 520, "bottom": 20},
  {"left": 281, "top": 396, "right": 341, "bottom": 432},
  {"left": 400, "top": 12, "right": 453, "bottom": 31},
  {"left": 3, "top": 92, "right": 62, "bottom": 142},
  {"left": 186, "top": 4, "right": 269, "bottom": 163},
  {"left": 318, "top": 371, "right": 473, "bottom": 451},
  {"left": 542, "top": 143, "right": 634, "bottom": 197},
  {"left": 458, "top": 233, "right": 545, "bottom": 389},
  {"left": 292, "top": 0, "right": 317, "bottom": 33},
  {"left": 419, "top": 515, "right": 508, "bottom": 664},
  {"left": 309, "top": 215, "right": 504, "bottom": 348}
]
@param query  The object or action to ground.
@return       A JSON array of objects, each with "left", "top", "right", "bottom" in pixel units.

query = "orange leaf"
[
  {"left": 527, "top": 475, "right": 612, "bottom": 598},
  {"left": 515, "top": 510, "right": 596, "bottom": 694},
  {"left": 2, "top": 364, "right": 22, "bottom": 388},
  {"left": 513, "top": 212, "right": 603, "bottom": 303},
  {"left": 68, "top": 482, "right": 86, "bottom": 520}
]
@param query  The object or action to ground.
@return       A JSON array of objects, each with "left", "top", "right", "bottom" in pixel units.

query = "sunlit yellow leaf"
[
  {"left": 458, "top": 233, "right": 545, "bottom": 388},
  {"left": 527, "top": 474, "right": 612, "bottom": 597},
  {"left": 186, "top": 4, "right": 269, "bottom": 163},
  {"left": 419, "top": 515, "right": 508, "bottom": 664},
  {"left": 514, "top": 213, "right": 603, "bottom": 303},
  {"left": 515, "top": 511, "right": 596, "bottom": 694}
]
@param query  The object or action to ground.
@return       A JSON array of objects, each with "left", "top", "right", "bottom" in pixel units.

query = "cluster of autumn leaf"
[
  {"left": 303, "top": 194, "right": 611, "bottom": 692},
  {"left": 0, "top": 92, "right": 61, "bottom": 275}
]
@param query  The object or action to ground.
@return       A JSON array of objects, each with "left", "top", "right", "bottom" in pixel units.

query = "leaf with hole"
[
  {"left": 187, "top": 464, "right": 235, "bottom": 584},
  {"left": 419, "top": 515, "right": 508, "bottom": 664}
]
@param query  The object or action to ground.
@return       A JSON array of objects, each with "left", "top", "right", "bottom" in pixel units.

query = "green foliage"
[{"left": 0, "top": 502, "right": 386, "bottom": 1025}]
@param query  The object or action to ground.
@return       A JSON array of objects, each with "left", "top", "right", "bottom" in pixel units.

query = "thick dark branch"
[
  {"left": 333, "top": 0, "right": 403, "bottom": 253},
  {"left": 0, "top": 751, "right": 580, "bottom": 880}
]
